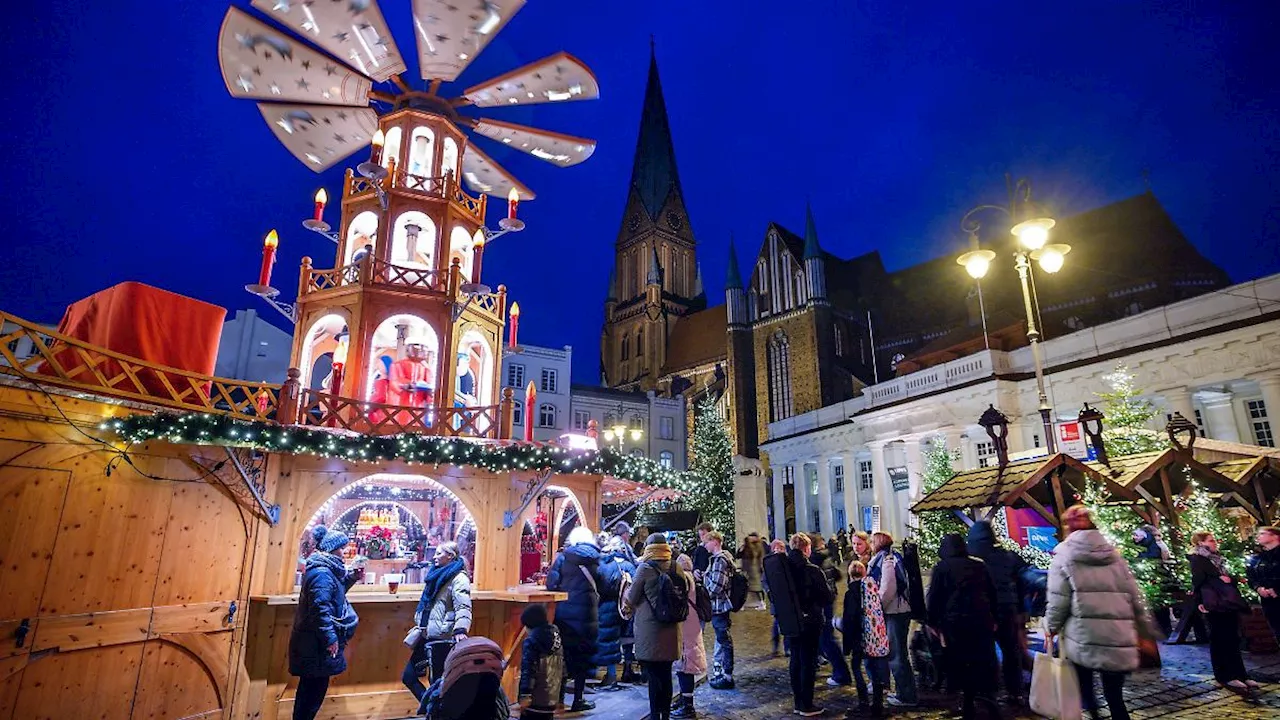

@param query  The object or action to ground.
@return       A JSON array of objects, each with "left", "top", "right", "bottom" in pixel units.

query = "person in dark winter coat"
[
  {"left": 692, "top": 522, "right": 714, "bottom": 574},
  {"left": 1131, "top": 524, "right": 1178, "bottom": 637},
  {"left": 764, "top": 533, "right": 832, "bottom": 717},
  {"left": 926, "top": 533, "right": 1000, "bottom": 720},
  {"left": 545, "top": 526, "right": 604, "bottom": 712},
  {"left": 595, "top": 536, "right": 637, "bottom": 689},
  {"left": 518, "top": 603, "right": 564, "bottom": 720},
  {"left": 625, "top": 533, "right": 686, "bottom": 720},
  {"left": 840, "top": 560, "right": 891, "bottom": 715},
  {"left": 289, "top": 526, "right": 361, "bottom": 720},
  {"left": 966, "top": 521, "right": 1029, "bottom": 702},
  {"left": 1246, "top": 526, "right": 1280, "bottom": 642},
  {"left": 1189, "top": 531, "right": 1255, "bottom": 693},
  {"left": 809, "top": 534, "right": 852, "bottom": 688}
]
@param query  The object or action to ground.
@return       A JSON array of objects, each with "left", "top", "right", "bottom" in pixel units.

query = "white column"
[
  {"left": 792, "top": 463, "right": 811, "bottom": 535},
  {"left": 868, "top": 442, "right": 891, "bottom": 534},
  {"left": 841, "top": 456, "right": 858, "bottom": 537},
  {"left": 960, "top": 432, "right": 979, "bottom": 471},
  {"left": 1164, "top": 387, "right": 1196, "bottom": 424},
  {"left": 816, "top": 458, "right": 835, "bottom": 536},
  {"left": 1200, "top": 391, "right": 1241, "bottom": 442},
  {"left": 1257, "top": 374, "right": 1280, "bottom": 440},
  {"left": 901, "top": 439, "right": 926, "bottom": 541},
  {"left": 771, "top": 466, "right": 788, "bottom": 542}
]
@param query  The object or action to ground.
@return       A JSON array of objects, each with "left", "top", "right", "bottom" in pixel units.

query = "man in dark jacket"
[
  {"left": 1247, "top": 525, "right": 1280, "bottom": 641},
  {"left": 966, "top": 521, "right": 1028, "bottom": 704},
  {"left": 290, "top": 526, "right": 361, "bottom": 720},
  {"left": 546, "top": 527, "right": 603, "bottom": 712},
  {"left": 764, "top": 533, "right": 831, "bottom": 717},
  {"left": 693, "top": 521, "right": 714, "bottom": 575},
  {"left": 927, "top": 534, "right": 1000, "bottom": 720},
  {"left": 809, "top": 534, "right": 852, "bottom": 688}
]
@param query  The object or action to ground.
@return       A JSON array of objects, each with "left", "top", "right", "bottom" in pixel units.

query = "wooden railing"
[
  {"left": 304, "top": 262, "right": 360, "bottom": 295},
  {"left": 343, "top": 166, "right": 484, "bottom": 223},
  {"left": 369, "top": 258, "right": 442, "bottom": 292},
  {"left": 293, "top": 389, "right": 500, "bottom": 438},
  {"left": 467, "top": 290, "right": 504, "bottom": 319},
  {"left": 0, "top": 311, "right": 281, "bottom": 421}
]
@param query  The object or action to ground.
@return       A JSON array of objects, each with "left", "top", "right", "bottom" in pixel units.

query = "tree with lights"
[
  {"left": 686, "top": 398, "right": 737, "bottom": 547},
  {"left": 1098, "top": 363, "right": 1168, "bottom": 456},
  {"left": 913, "top": 435, "right": 966, "bottom": 568}
]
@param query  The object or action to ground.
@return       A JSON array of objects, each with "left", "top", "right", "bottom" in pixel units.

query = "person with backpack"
[
  {"left": 868, "top": 531, "right": 917, "bottom": 707},
  {"left": 595, "top": 535, "right": 637, "bottom": 691},
  {"left": 673, "top": 553, "right": 708, "bottom": 719},
  {"left": 809, "top": 533, "right": 852, "bottom": 689},
  {"left": 764, "top": 532, "right": 832, "bottom": 717},
  {"left": 840, "top": 560, "right": 891, "bottom": 716},
  {"left": 546, "top": 526, "right": 604, "bottom": 712},
  {"left": 421, "top": 636, "right": 511, "bottom": 720},
  {"left": 624, "top": 533, "right": 688, "bottom": 720},
  {"left": 702, "top": 530, "right": 739, "bottom": 689},
  {"left": 518, "top": 603, "right": 564, "bottom": 720},
  {"left": 404, "top": 542, "right": 472, "bottom": 708},
  {"left": 289, "top": 526, "right": 360, "bottom": 720}
]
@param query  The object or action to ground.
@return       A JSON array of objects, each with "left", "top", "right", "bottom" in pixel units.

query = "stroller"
[{"left": 420, "top": 636, "right": 512, "bottom": 720}]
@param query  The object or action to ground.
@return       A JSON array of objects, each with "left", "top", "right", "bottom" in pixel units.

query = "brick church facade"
[{"left": 602, "top": 49, "right": 1232, "bottom": 467}]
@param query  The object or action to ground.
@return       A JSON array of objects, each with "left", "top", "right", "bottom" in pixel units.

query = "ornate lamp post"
[
  {"left": 959, "top": 177, "right": 1072, "bottom": 454},
  {"left": 601, "top": 403, "right": 643, "bottom": 452}
]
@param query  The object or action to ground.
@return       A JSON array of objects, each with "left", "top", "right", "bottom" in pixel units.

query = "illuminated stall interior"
[
  {"left": 344, "top": 210, "right": 380, "bottom": 265},
  {"left": 366, "top": 314, "right": 439, "bottom": 401},
  {"left": 390, "top": 211, "right": 437, "bottom": 268},
  {"left": 298, "top": 313, "right": 348, "bottom": 391},
  {"left": 454, "top": 330, "right": 494, "bottom": 408},
  {"left": 302, "top": 473, "right": 475, "bottom": 588}
]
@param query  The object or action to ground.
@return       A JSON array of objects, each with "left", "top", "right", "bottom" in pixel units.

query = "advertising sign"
[
  {"left": 1056, "top": 420, "right": 1090, "bottom": 460},
  {"left": 887, "top": 466, "right": 910, "bottom": 492}
]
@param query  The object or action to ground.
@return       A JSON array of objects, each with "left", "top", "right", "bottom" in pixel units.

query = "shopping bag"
[{"left": 1030, "top": 637, "right": 1082, "bottom": 720}]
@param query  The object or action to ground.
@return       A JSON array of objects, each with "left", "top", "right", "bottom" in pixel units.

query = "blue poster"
[
  {"left": 1026, "top": 526, "right": 1058, "bottom": 553},
  {"left": 862, "top": 506, "right": 873, "bottom": 533}
]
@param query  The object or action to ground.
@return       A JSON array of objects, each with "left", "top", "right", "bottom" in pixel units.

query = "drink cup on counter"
[{"left": 387, "top": 574, "right": 402, "bottom": 595}]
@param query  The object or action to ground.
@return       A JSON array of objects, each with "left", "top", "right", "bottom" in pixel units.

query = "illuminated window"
[
  {"left": 538, "top": 403, "right": 557, "bottom": 428},
  {"left": 767, "top": 331, "right": 794, "bottom": 421},
  {"left": 832, "top": 463, "right": 845, "bottom": 493},
  {"left": 507, "top": 363, "right": 525, "bottom": 388},
  {"left": 859, "top": 460, "right": 873, "bottom": 491},
  {"left": 659, "top": 450, "right": 674, "bottom": 469}
]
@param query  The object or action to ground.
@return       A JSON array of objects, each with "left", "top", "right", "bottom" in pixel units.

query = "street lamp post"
[
  {"left": 601, "top": 404, "right": 643, "bottom": 452},
  {"left": 958, "top": 177, "right": 1071, "bottom": 454}
]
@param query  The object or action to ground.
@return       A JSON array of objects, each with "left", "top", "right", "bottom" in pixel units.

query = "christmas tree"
[
  {"left": 687, "top": 398, "right": 737, "bottom": 546},
  {"left": 913, "top": 435, "right": 966, "bottom": 568},
  {"left": 1098, "top": 363, "right": 1168, "bottom": 456},
  {"left": 1176, "top": 479, "right": 1256, "bottom": 601}
]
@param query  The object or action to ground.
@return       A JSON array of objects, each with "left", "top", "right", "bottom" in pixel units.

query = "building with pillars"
[{"left": 760, "top": 273, "right": 1280, "bottom": 541}]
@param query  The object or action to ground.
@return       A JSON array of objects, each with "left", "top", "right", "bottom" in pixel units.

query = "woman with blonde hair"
[
  {"left": 1189, "top": 530, "right": 1255, "bottom": 692},
  {"left": 867, "top": 532, "right": 916, "bottom": 706},
  {"left": 851, "top": 531, "right": 872, "bottom": 567}
]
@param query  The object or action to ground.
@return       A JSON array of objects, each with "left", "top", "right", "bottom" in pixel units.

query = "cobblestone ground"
[{"left": 668, "top": 605, "right": 1280, "bottom": 720}]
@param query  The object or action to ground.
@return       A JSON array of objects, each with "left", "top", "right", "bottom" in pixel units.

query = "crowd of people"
[{"left": 283, "top": 517, "right": 1280, "bottom": 720}]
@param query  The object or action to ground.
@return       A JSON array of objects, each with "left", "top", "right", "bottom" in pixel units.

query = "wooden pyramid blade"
[
  {"left": 470, "top": 118, "right": 595, "bottom": 167},
  {"left": 251, "top": 0, "right": 406, "bottom": 82},
  {"left": 219, "top": 7, "right": 371, "bottom": 106},
  {"left": 411, "top": 0, "right": 526, "bottom": 82},
  {"left": 258, "top": 103, "right": 379, "bottom": 173},
  {"left": 462, "top": 51, "right": 599, "bottom": 108},
  {"left": 460, "top": 144, "right": 535, "bottom": 201}
]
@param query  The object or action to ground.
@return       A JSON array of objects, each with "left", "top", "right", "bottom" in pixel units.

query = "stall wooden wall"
[{"left": 0, "top": 385, "right": 260, "bottom": 720}]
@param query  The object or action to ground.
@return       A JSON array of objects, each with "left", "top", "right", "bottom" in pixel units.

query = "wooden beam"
[
  {"left": 1133, "top": 485, "right": 1173, "bottom": 522},
  {"left": 1252, "top": 474, "right": 1270, "bottom": 519},
  {"left": 1050, "top": 471, "right": 1068, "bottom": 523},
  {"left": 1226, "top": 491, "right": 1265, "bottom": 522},
  {"left": 1160, "top": 467, "right": 1178, "bottom": 524},
  {"left": 1022, "top": 494, "right": 1060, "bottom": 529},
  {"left": 391, "top": 75, "right": 412, "bottom": 93},
  {"left": 428, "top": 78, "right": 442, "bottom": 95}
]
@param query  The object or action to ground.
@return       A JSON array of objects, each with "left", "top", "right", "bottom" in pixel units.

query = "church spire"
[
  {"left": 647, "top": 245, "right": 663, "bottom": 286},
  {"left": 726, "top": 235, "right": 743, "bottom": 289},
  {"left": 803, "top": 201, "right": 822, "bottom": 260},
  {"left": 628, "top": 43, "right": 683, "bottom": 219}
]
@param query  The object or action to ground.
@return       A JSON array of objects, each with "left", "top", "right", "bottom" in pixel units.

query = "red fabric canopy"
[{"left": 45, "top": 282, "right": 226, "bottom": 396}]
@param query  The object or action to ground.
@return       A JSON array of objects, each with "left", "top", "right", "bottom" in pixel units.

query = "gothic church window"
[
  {"left": 621, "top": 334, "right": 630, "bottom": 361},
  {"left": 636, "top": 328, "right": 644, "bottom": 354},
  {"left": 794, "top": 270, "right": 806, "bottom": 306},
  {"left": 767, "top": 331, "right": 795, "bottom": 422}
]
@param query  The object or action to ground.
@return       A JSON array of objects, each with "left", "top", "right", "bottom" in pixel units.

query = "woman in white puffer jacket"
[{"left": 1046, "top": 506, "right": 1153, "bottom": 720}]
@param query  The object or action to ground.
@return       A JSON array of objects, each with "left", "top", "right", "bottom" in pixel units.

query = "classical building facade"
[
  {"left": 501, "top": 343, "right": 573, "bottom": 443},
  {"left": 570, "top": 385, "right": 688, "bottom": 470},
  {"left": 758, "top": 274, "right": 1280, "bottom": 541}
]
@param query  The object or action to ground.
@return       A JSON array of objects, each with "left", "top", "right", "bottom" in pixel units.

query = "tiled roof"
[
  {"left": 660, "top": 305, "right": 727, "bottom": 376},
  {"left": 912, "top": 458, "right": 1046, "bottom": 512},
  {"left": 1084, "top": 450, "right": 1169, "bottom": 488}
]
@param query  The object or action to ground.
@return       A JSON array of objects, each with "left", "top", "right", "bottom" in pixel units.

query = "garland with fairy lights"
[{"left": 101, "top": 411, "right": 700, "bottom": 491}]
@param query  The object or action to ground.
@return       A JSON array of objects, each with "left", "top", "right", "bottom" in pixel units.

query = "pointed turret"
[
  {"left": 725, "top": 236, "right": 743, "bottom": 289},
  {"left": 803, "top": 203, "right": 827, "bottom": 304},
  {"left": 606, "top": 265, "right": 618, "bottom": 301},
  {"left": 726, "top": 236, "right": 749, "bottom": 328},
  {"left": 629, "top": 45, "right": 684, "bottom": 220},
  {"left": 647, "top": 245, "right": 663, "bottom": 286},
  {"left": 693, "top": 262, "right": 705, "bottom": 298}
]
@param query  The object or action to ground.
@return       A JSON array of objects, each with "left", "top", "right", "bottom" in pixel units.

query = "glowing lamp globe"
[
  {"left": 630, "top": 428, "right": 642, "bottom": 441},
  {"left": 1011, "top": 216, "right": 1055, "bottom": 251},
  {"left": 1032, "top": 244, "right": 1072, "bottom": 274},
  {"left": 956, "top": 249, "right": 996, "bottom": 279},
  {"left": 603, "top": 430, "right": 615, "bottom": 442}
]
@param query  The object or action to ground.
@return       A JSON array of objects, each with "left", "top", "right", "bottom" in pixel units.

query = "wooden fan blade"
[
  {"left": 411, "top": 0, "right": 526, "bottom": 82},
  {"left": 470, "top": 118, "right": 595, "bottom": 167},
  {"left": 251, "top": 0, "right": 406, "bottom": 82},
  {"left": 460, "top": 144, "right": 535, "bottom": 201},
  {"left": 219, "top": 7, "right": 371, "bottom": 106},
  {"left": 258, "top": 103, "right": 379, "bottom": 173},
  {"left": 461, "top": 51, "right": 599, "bottom": 108}
]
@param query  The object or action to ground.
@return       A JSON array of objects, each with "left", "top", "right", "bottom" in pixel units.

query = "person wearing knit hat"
[
  {"left": 518, "top": 603, "right": 564, "bottom": 720},
  {"left": 290, "top": 525, "right": 360, "bottom": 720},
  {"left": 546, "top": 526, "right": 604, "bottom": 712},
  {"left": 625, "top": 531, "right": 685, "bottom": 720}
]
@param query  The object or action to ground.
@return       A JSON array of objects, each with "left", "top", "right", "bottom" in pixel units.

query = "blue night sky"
[{"left": 2, "top": 1, "right": 1277, "bottom": 384}]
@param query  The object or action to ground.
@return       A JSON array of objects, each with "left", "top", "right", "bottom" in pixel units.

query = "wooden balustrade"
[
  {"left": 295, "top": 388, "right": 498, "bottom": 438},
  {"left": 369, "top": 258, "right": 442, "bottom": 291},
  {"left": 0, "top": 310, "right": 281, "bottom": 421}
]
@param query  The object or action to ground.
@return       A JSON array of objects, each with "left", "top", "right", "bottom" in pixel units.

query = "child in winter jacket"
[
  {"left": 839, "top": 560, "right": 890, "bottom": 715},
  {"left": 673, "top": 554, "right": 708, "bottom": 718},
  {"left": 517, "top": 604, "right": 564, "bottom": 720}
]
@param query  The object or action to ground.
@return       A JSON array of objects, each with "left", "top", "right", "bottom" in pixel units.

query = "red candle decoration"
[
  {"left": 255, "top": 387, "right": 270, "bottom": 414},
  {"left": 508, "top": 302, "right": 520, "bottom": 349},
  {"left": 507, "top": 187, "right": 520, "bottom": 220},
  {"left": 370, "top": 129, "right": 385, "bottom": 165},
  {"left": 258, "top": 230, "right": 279, "bottom": 287},
  {"left": 313, "top": 188, "right": 327, "bottom": 222},
  {"left": 524, "top": 381, "right": 536, "bottom": 442}
]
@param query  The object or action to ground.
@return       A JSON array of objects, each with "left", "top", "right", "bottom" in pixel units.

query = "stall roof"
[
  {"left": 602, "top": 477, "right": 680, "bottom": 505},
  {"left": 1085, "top": 447, "right": 1266, "bottom": 521}
]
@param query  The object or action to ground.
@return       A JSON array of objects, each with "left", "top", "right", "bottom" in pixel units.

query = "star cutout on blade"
[
  {"left": 533, "top": 73, "right": 542, "bottom": 80},
  {"left": 301, "top": 60, "right": 311, "bottom": 70},
  {"left": 253, "top": 66, "right": 262, "bottom": 76},
  {"left": 333, "top": 31, "right": 349, "bottom": 42},
  {"left": 263, "top": 50, "right": 274, "bottom": 60},
  {"left": 297, "top": 78, "right": 311, "bottom": 90},
  {"left": 425, "top": 13, "right": 439, "bottom": 24},
  {"left": 269, "top": 83, "right": 281, "bottom": 95},
  {"left": 236, "top": 75, "right": 254, "bottom": 92},
  {"left": 272, "top": 0, "right": 290, "bottom": 11},
  {"left": 324, "top": 64, "right": 338, "bottom": 76},
  {"left": 322, "top": 117, "right": 332, "bottom": 124},
  {"left": 435, "top": 34, "right": 450, "bottom": 42},
  {"left": 336, "top": 111, "right": 348, "bottom": 120},
  {"left": 306, "top": 141, "right": 316, "bottom": 148},
  {"left": 445, "top": 4, "right": 458, "bottom": 11},
  {"left": 334, "top": 133, "right": 346, "bottom": 143}
]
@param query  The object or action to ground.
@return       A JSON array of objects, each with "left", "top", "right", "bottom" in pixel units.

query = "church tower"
[{"left": 602, "top": 44, "right": 701, "bottom": 390}]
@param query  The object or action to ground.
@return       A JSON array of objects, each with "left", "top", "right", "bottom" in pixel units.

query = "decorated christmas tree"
[
  {"left": 913, "top": 435, "right": 966, "bottom": 568},
  {"left": 1098, "top": 363, "right": 1168, "bottom": 456},
  {"left": 687, "top": 398, "right": 737, "bottom": 546},
  {"left": 1176, "top": 479, "right": 1255, "bottom": 601}
]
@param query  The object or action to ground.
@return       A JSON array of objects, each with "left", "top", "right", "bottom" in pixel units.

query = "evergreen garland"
[
  {"left": 913, "top": 435, "right": 966, "bottom": 568},
  {"left": 686, "top": 398, "right": 737, "bottom": 546},
  {"left": 101, "top": 411, "right": 703, "bottom": 493}
]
